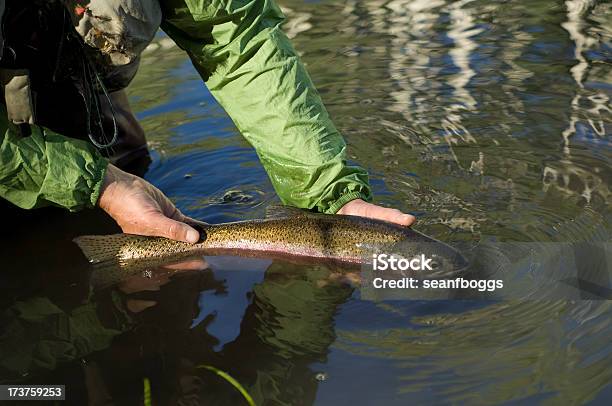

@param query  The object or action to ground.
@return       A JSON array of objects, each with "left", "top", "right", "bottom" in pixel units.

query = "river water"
[{"left": 1, "top": 0, "right": 610, "bottom": 404}]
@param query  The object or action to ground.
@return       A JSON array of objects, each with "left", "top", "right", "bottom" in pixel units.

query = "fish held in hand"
[{"left": 74, "top": 205, "right": 468, "bottom": 271}]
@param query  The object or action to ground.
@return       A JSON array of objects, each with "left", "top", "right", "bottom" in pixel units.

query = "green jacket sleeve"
[
  {"left": 0, "top": 108, "right": 108, "bottom": 211},
  {"left": 159, "top": 0, "right": 372, "bottom": 213}
]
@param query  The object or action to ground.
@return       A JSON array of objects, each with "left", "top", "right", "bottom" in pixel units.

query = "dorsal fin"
[{"left": 265, "top": 204, "right": 310, "bottom": 220}]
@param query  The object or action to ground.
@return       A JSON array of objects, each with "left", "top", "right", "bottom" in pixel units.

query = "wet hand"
[
  {"left": 98, "top": 164, "right": 200, "bottom": 243},
  {"left": 337, "top": 199, "right": 415, "bottom": 226}
]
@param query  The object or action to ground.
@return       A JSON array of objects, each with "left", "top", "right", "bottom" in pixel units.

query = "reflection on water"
[
  {"left": 1, "top": 0, "right": 611, "bottom": 404},
  {"left": 0, "top": 229, "right": 355, "bottom": 404}
]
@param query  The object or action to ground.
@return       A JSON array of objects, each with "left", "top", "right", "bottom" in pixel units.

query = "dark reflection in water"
[
  {"left": 0, "top": 207, "right": 356, "bottom": 404},
  {"left": 1, "top": 0, "right": 611, "bottom": 404}
]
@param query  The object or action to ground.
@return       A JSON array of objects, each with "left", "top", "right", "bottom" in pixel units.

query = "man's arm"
[
  {"left": 0, "top": 108, "right": 200, "bottom": 242},
  {"left": 160, "top": 0, "right": 371, "bottom": 214},
  {"left": 159, "top": 0, "right": 415, "bottom": 225}
]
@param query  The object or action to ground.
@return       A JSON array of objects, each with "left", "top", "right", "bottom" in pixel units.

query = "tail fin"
[{"left": 73, "top": 234, "right": 132, "bottom": 264}]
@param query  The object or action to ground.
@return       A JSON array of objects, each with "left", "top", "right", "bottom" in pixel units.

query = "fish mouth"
[
  {"left": 420, "top": 252, "right": 469, "bottom": 278},
  {"left": 439, "top": 246, "right": 471, "bottom": 272},
  {"left": 381, "top": 239, "right": 470, "bottom": 276},
  {"left": 450, "top": 250, "right": 470, "bottom": 271}
]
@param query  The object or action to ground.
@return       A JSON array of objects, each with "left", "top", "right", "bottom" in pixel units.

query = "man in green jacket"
[{"left": 0, "top": 0, "right": 414, "bottom": 244}]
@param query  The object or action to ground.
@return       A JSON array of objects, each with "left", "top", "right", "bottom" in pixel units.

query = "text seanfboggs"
[
  {"left": 370, "top": 254, "right": 504, "bottom": 292},
  {"left": 372, "top": 277, "right": 503, "bottom": 292}
]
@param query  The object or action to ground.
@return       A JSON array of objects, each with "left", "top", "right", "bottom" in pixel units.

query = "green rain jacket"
[{"left": 0, "top": 0, "right": 372, "bottom": 214}]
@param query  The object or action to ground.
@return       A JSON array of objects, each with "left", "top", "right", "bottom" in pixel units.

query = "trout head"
[{"left": 386, "top": 236, "right": 469, "bottom": 276}]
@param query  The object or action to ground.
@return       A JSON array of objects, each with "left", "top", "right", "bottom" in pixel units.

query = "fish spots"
[{"left": 76, "top": 213, "right": 433, "bottom": 265}]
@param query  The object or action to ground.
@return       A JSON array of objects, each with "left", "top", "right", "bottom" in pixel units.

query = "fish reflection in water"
[{"left": 0, "top": 254, "right": 360, "bottom": 405}]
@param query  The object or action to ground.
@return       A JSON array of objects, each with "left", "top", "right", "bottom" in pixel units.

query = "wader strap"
[{"left": 0, "top": 68, "right": 35, "bottom": 125}]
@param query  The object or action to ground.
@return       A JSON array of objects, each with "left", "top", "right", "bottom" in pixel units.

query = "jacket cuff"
[{"left": 88, "top": 159, "right": 109, "bottom": 208}]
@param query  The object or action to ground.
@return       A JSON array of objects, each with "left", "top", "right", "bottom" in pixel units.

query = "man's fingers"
[
  {"left": 154, "top": 214, "right": 200, "bottom": 243},
  {"left": 167, "top": 205, "right": 188, "bottom": 222},
  {"left": 168, "top": 211, "right": 208, "bottom": 231},
  {"left": 163, "top": 258, "right": 209, "bottom": 271},
  {"left": 339, "top": 199, "right": 416, "bottom": 226},
  {"left": 373, "top": 208, "right": 416, "bottom": 226}
]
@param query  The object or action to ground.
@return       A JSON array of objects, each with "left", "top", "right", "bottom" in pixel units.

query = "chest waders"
[{"left": 0, "top": 0, "right": 162, "bottom": 173}]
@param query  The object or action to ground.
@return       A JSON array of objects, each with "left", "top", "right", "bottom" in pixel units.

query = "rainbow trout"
[{"left": 74, "top": 206, "right": 467, "bottom": 270}]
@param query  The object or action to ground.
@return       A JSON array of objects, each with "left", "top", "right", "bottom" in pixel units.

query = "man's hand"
[
  {"left": 337, "top": 199, "right": 415, "bottom": 226},
  {"left": 98, "top": 164, "right": 200, "bottom": 243}
]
